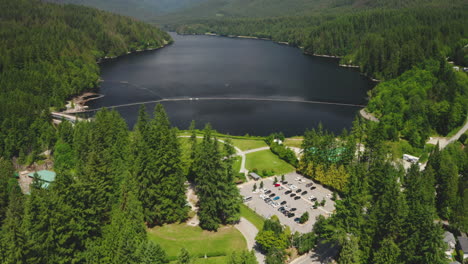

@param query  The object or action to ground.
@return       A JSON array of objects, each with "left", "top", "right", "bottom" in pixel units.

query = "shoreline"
[
  {"left": 200, "top": 32, "right": 384, "bottom": 81},
  {"left": 62, "top": 39, "right": 173, "bottom": 114},
  {"left": 199, "top": 32, "right": 383, "bottom": 82},
  {"left": 97, "top": 39, "right": 171, "bottom": 64}
]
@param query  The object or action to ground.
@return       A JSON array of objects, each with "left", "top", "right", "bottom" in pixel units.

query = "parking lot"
[{"left": 239, "top": 172, "right": 336, "bottom": 233}]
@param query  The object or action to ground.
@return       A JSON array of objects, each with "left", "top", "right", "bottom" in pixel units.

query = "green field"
[
  {"left": 284, "top": 138, "right": 303, "bottom": 148},
  {"left": 245, "top": 149, "right": 295, "bottom": 176},
  {"left": 170, "top": 256, "right": 228, "bottom": 264},
  {"left": 240, "top": 204, "right": 265, "bottom": 230},
  {"left": 228, "top": 138, "right": 267, "bottom": 151},
  {"left": 148, "top": 224, "right": 246, "bottom": 261}
]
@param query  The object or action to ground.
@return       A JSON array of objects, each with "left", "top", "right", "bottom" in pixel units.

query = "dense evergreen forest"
[
  {"left": 308, "top": 119, "right": 468, "bottom": 264},
  {"left": 0, "top": 0, "right": 467, "bottom": 263},
  {"left": 44, "top": 0, "right": 206, "bottom": 20},
  {"left": 0, "top": 105, "right": 247, "bottom": 263},
  {"left": 0, "top": 0, "right": 171, "bottom": 160}
]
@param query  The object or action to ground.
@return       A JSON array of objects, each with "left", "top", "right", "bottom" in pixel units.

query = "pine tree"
[
  {"left": 84, "top": 178, "right": 148, "bottom": 263},
  {"left": 137, "top": 240, "right": 168, "bottom": 264},
  {"left": 372, "top": 237, "right": 400, "bottom": 264},
  {"left": 436, "top": 152, "right": 458, "bottom": 219},
  {"left": 177, "top": 248, "right": 192, "bottom": 264},
  {"left": 193, "top": 124, "right": 241, "bottom": 230},
  {"left": 0, "top": 184, "right": 25, "bottom": 264},
  {"left": 339, "top": 235, "right": 361, "bottom": 264},
  {"left": 145, "top": 104, "right": 188, "bottom": 225},
  {"left": 0, "top": 158, "right": 14, "bottom": 222}
]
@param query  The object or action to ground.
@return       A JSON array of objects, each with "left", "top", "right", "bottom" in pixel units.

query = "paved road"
[
  {"left": 235, "top": 217, "right": 265, "bottom": 264},
  {"left": 427, "top": 119, "right": 468, "bottom": 150},
  {"left": 290, "top": 242, "right": 338, "bottom": 264}
]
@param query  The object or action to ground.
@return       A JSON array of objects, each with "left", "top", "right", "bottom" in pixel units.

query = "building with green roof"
[{"left": 28, "top": 170, "right": 56, "bottom": 188}]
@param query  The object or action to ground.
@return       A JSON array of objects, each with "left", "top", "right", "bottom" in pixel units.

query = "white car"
[
  {"left": 290, "top": 185, "right": 297, "bottom": 190},
  {"left": 308, "top": 195, "right": 315, "bottom": 200}
]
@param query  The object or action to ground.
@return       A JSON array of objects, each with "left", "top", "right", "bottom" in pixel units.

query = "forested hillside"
[
  {"left": 44, "top": 0, "right": 206, "bottom": 20},
  {"left": 0, "top": 0, "right": 171, "bottom": 160}
]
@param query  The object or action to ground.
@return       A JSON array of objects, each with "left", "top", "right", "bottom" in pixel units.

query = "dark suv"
[
  {"left": 285, "top": 190, "right": 292, "bottom": 195},
  {"left": 296, "top": 189, "right": 302, "bottom": 193},
  {"left": 301, "top": 191, "right": 308, "bottom": 196}
]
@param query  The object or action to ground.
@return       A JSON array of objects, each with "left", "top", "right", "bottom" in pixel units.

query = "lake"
[{"left": 88, "top": 33, "right": 374, "bottom": 136}]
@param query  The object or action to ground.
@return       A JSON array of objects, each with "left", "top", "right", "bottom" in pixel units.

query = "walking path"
[
  {"left": 359, "top": 108, "right": 379, "bottom": 122},
  {"left": 186, "top": 184, "right": 200, "bottom": 226},
  {"left": 235, "top": 217, "right": 265, "bottom": 264},
  {"left": 179, "top": 135, "right": 282, "bottom": 180}
]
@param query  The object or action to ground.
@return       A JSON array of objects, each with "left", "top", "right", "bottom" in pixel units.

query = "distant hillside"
[
  {"left": 44, "top": 0, "right": 206, "bottom": 20},
  {"left": 154, "top": 0, "right": 466, "bottom": 25},
  {"left": 0, "top": 0, "right": 171, "bottom": 158}
]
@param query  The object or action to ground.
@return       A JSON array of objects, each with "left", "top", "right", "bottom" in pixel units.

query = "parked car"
[
  {"left": 296, "top": 189, "right": 302, "bottom": 193},
  {"left": 288, "top": 213, "right": 295, "bottom": 218},
  {"left": 301, "top": 191, "right": 308, "bottom": 196},
  {"left": 290, "top": 185, "right": 297, "bottom": 190},
  {"left": 283, "top": 210, "right": 289, "bottom": 215},
  {"left": 265, "top": 190, "right": 272, "bottom": 194},
  {"left": 290, "top": 208, "right": 297, "bottom": 211},
  {"left": 273, "top": 196, "right": 280, "bottom": 201},
  {"left": 264, "top": 198, "right": 271, "bottom": 203},
  {"left": 282, "top": 181, "right": 288, "bottom": 184},
  {"left": 274, "top": 183, "right": 281, "bottom": 187},
  {"left": 311, "top": 197, "right": 317, "bottom": 202},
  {"left": 290, "top": 193, "right": 296, "bottom": 197},
  {"left": 279, "top": 187, "right": 284, "bottom": 190},
  {"left": 310, "top": 186, "right": 316, "bottom": 190},
  {"left": 306, "top": 183, "right": 313, "bottom": 187},
  {"left": 269, "top": 193, "right": 276, "bottom": 197},
  {"left": 243, "top": 196, "right": 252, "bottom": 202},
  {"left": 294, "top": 196, "right": 301, "bottom": 200},
  {"left": 278, "top": 206, "right": 285, "bottom": 212},
  {"left": 285, "top": 190, "right": 292, "bottom": 195},
  {"left": 280, "top": 201, "right": 287, "bottom": 205},
  {"left": 294, "top": 217, "right": 301, "bottom": 223}
]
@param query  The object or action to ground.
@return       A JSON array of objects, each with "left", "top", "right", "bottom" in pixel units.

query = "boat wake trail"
[{"left": 79, "top": 97, "right": 365, "bottom": 113}]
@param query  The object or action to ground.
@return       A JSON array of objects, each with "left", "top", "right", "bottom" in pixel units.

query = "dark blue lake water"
[{"left": 88, "top": 33, "right": 373, "bottom": 136}]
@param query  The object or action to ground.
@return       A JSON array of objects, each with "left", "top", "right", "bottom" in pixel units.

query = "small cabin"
[
  {"left": 458, "top": 237, "right": 468, "bottom": 261},
  {"left": 28, "top": 170, "right": 56, "bottom": 188}
]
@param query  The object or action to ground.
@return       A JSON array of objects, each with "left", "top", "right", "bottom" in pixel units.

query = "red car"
[{"left": 274, "top": 183, "right": 281, "bottom": 187}]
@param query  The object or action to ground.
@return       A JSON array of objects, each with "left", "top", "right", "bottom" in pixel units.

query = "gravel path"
[
  {"left": 235, "top": 217, "right": 265, "bottom": 264},
  {"left": 359, "top": 108, "right": 379, "bottom": 122}
]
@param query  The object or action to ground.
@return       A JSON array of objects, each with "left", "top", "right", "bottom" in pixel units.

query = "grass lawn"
[
  {"left": 245, "top": 149, "right": 295, "bottom": 176},
  {"left": 148, "top": 224, "right": 246, "bottom": 261},
  {"left": 233, "top": 156, "right": 242, "bottom": 173},
  {"left": 284, "top": 138, "right": 303, "bottom": 148},
  {"left": 240, "top": 204, "right": 265, "bottom": 230},
  {"left": 169, "top": 256, "right": 228, "bottom": 264},
  {"left": 227, "top": 138, "right": 267, "bottom": 151}
]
